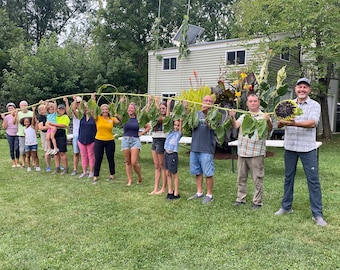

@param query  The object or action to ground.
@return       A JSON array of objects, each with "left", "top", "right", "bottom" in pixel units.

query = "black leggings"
[{"left": 94, "top": 139, "right": 115, "bottom": 177}]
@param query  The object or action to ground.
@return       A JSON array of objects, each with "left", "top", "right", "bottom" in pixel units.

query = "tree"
[
  {"left": 2, "top": 34, "right": 81, "bottom": 104},
  {"left": 233, "top": 0, "right": 340, "bottom": 139},
  {"left": 0, "top": 0, "right": 91, "bottom": 45},
  {"left": 0, "top": 8, "right": 24, "bottom": 96}
]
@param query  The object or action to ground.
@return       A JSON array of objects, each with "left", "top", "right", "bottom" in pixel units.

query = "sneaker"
[
  {"left": 233, "top": 201, "right": 246, "bottom": 206},
  {"left": 46, "top": 167, "right": 51, "bottom": 172},
  {"left": 187, "top": 193, "right": 205, "bottom": 200},
  {"left": 79, "top": 173, "right": 87, "bottom": 178},
  {"left": 170, "top": 194, "right": 181, "bottom": 200},
  {"left": 52, "top": 148, "right": 59, "bottom": 155},
  {"left": 93, "top": 179, "right": 97, "bottom": 184},
  {"left": 312, "top": 216, "right": 327, "bottom": 227},
  {"left": 35, "top": 167, "right": 41, "bottom": 172},
  {"left": 166, "top": 193, "right": 174, "bottom": 200},
  {"left": 106, "top": 177, "right": 114, "bottom": 182},
  {"left": 60, "top": 168, "right": 69, "bottom": 175},
  {"left": 70, "top": 170, "right": 77, "bottom": 176},
  {"left": 46, "top": 149, "right": 52, "bottom": 155},
  {"left": 274, "top": 208, "right": 294, "bottom": 216},
  {"left": 51, "top": 167, "right": 60, "bottom": 174},
  {"left": 88, "top": 173, "right": 94, "bottom": 178},
  {"left": 27, "top": 167, "right": 32, "bottom": 172},
  {"left": 202, "top": 196, "right": 214, "bottom": 204},
  {"left": 251, "top": 204, "right": 262, "bottom": 209}
]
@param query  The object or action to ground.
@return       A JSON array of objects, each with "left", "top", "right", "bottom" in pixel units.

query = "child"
[
  {"left": 45, "top": 100, "right": 59, "bottom": 155},
  {"left": 20, "top": 107, "right": 40, "bottom": 172},
  {"left": 164, "top": 114, "right": 182, "bottom": 200}
]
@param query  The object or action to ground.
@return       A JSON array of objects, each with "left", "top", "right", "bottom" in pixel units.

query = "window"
[
  {"left": 226, "top": 50, "right": 246, "bottom": 65},
  {"left": 162, "top": 93, "right": 176, "bottom": 111},
  {"left": 163, "top": 57, "right": 177, "bottom": 70},
  {"left": 280, "top": 49, "right": 290, "bottom": 61}
]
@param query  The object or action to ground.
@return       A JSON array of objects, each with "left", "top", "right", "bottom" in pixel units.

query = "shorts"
[
  {"left": 25, "top": 144, "right": 38, "bottom": 152},
  {"left": 190, "top": 151, "right": 214, "bottom": 177},
  {"left": 19, "top": 136, "right": 25, "bottom": 155},
  {"left": 54, "top": 129, "right": 67, "bottom": 153},
  {"left": 121, "top": 136, "right": 141, "bottom": 150},
  {"left": 47, "top": 128, "right": 56, "bottom": 134},
  {"left": 72, "top": 135, "right": 80, "bottom": 154},
  {"left": 164, "top": 152, "right": 178, "bottom": 174},
  {"left": 151, "top": 138, "right": 166, "bottom": 154},
  {"left": 40, "top": 131, "right": 48, "bottom": 152}
]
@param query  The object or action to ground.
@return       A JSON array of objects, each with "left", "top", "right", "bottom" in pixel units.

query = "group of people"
[{"left": 1, "top": 78, "right": 327, "bottom": 225}]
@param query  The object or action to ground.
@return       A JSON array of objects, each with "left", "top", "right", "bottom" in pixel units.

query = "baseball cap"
[
  {"left": 6, "top": 102, "right": 16, "bottom": 109},
  {"left": 57, "top": 104, "right": 66, "bottom": 109},
  {"left": 296, "top": 78, "right": 311, "bottom": 86}
]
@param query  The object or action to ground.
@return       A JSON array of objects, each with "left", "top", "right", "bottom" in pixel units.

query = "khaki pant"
[{"left": 236, "top": 155, "right": 264, "bottom": 205}]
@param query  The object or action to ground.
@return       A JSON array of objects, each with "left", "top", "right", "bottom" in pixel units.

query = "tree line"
[{"left": 0, "top": 0, "right": 339, "bottom": 139}]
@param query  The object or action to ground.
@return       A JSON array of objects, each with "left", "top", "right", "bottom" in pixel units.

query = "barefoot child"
[
  {"left": 164, "top": 100, "right": 183, "bottom": 200},
  {"left": 45, "top": 100, "right": 59, "bottom": 155},
  {"left": 20, "top": 107, "right": 40, "bottom": 172}
]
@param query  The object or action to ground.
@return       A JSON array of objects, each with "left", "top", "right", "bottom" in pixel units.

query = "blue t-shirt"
[
  {"left": 164, "top": 131, "right": 182, "bottom": 152},
  {"left": 123, "top": 117, "right": 139, "bottom": 137},
  {"left": 47, "top": 112, "right": 57, "bottom": 123}
]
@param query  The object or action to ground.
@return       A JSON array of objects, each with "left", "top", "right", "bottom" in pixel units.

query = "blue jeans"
[
  {"left": 281, "top": 149, "right": 323, "bottom": 217},
  {"left": 6, "top": 134, "right": 19, "bottom": 160}
]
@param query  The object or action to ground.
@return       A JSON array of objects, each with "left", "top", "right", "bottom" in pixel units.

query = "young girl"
[
  {"left": 45, "top": 100, "right": 59, "bottom": 155},
  {"left": 20, "top": 108, "right": 40, "bottom": 172},
  {"left": 164, "top": 100, "right": 183, "bottom": 200}
]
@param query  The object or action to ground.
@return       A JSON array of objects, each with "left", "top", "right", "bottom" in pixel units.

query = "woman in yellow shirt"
[{"left": 93, "top": 104, "right": 121, "bottom": 184}]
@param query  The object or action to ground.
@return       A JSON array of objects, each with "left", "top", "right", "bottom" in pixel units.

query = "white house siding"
[{"left": 148, "top": 38, "right": 261, "bottom": 97}]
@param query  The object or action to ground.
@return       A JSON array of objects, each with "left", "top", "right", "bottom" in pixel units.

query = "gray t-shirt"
[{"left": 190, "top": 111, "right": 215, "bottom": 154}]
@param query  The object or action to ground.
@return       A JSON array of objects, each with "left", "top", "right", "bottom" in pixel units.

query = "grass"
[{"left": 0, "top": 136, "right": 340, "bottom": 269}]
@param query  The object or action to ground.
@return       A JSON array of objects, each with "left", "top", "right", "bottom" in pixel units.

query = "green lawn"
[{"left": 0, "top": 136, "right": 339, "bottom": 269}]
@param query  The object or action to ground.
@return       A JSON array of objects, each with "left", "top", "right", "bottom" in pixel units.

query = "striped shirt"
[
  {"left": 283, "top": 97, "right": 320, "bottom": 152},
  {"left": 237, "top": 111, "right": 267, "bottom": 157}
]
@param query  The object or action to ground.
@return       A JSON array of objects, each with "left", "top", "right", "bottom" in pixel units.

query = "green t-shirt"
[{"left": 56, "top": 114, "right": 70, "bottom": 135}]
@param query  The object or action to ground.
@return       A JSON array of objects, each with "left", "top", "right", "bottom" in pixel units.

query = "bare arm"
[
  {"left": 63, "top": 97, "right": 70, "bottom": 115},
  {"left": 229, "top": 109, "right": 241, "bottom": 129},
  {"left": 139, "top": 123, "right": 151, "bottom": 137},
  {"left": 278, "top": 119, "right": 316, "bottom": 128}
]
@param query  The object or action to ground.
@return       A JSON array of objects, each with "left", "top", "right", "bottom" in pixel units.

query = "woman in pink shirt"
[{"left": 1, "top": 102, "right": 20, "bottom": 167}]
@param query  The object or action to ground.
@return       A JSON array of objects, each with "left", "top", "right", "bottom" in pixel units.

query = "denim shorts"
[
  {"left": 151, "top": 138, "right": 166, "bottom": 154},
  {"left": 121, "top": 136, "right": 141, "bottom": 150},
  {"left": 190, "top": 151, "right": 214, "bottom": 177},
  {"left": 72, "top": 135, "right": 80, "bottom": 154},
  {"left": 25, "top": 144, "right": 38, "bottom": 152}
]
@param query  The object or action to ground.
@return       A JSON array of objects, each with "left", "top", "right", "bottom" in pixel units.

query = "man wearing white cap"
[{"left": 274, "top": 78, "right": 327, "bottom": 226}]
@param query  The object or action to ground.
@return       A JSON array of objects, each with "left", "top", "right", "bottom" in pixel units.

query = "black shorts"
[
  {"left": 164, "top": 152, "right": 178, "bottom": 174},
  {"left": 151, "top": 138, "right": 166, "bottom": 154},
  {"left": 53, "top": 129, "right": 67, "bottom": 153}
]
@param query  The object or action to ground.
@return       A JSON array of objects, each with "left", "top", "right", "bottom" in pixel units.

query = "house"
[{"left": 148, "top": 34, "right": 339, "bottom": 132}]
